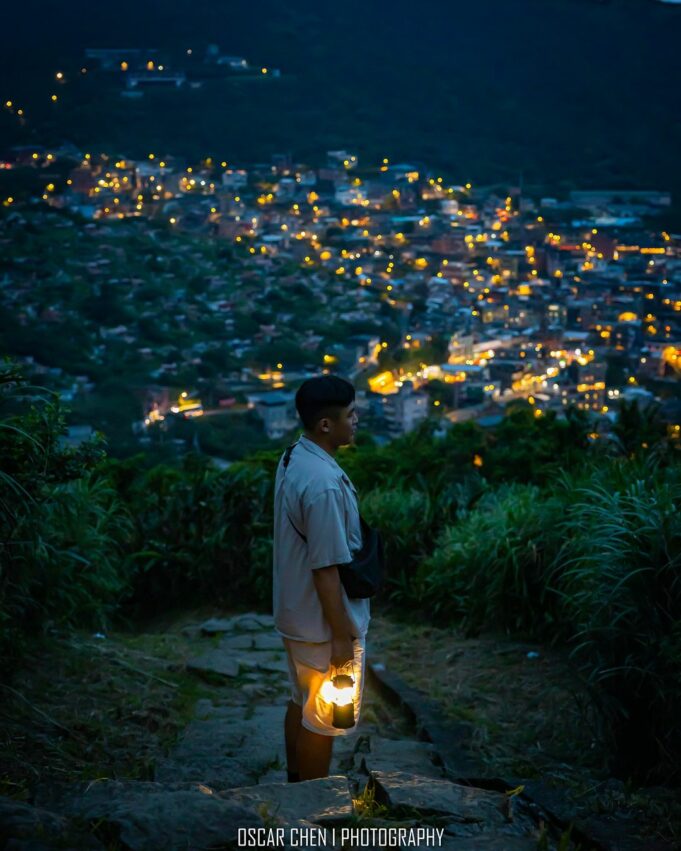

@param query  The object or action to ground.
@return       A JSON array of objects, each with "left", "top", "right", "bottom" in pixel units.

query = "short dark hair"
[{"left": 295, "top": 375, "right": 355, "bottom": 431}]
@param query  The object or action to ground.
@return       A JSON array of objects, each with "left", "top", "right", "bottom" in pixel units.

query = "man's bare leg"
[
  {"left": 285, "top": 700, "right": 302, "bottom": 780},
  {"left": 297, "top": 725, "right": 333, "bottom": 779}
]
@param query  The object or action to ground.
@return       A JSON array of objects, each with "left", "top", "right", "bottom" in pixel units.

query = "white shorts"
[{"left": 282, "top": 637, "right": 366, "bottom": 737}]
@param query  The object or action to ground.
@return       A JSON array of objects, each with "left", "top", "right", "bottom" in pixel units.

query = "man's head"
[{"left": 295, "top": 375, "right": 358, "bottom": 450}]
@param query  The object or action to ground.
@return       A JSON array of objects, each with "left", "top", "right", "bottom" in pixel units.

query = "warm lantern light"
[{"left": 321, "top": 673, "right": 355, "bottom": 729}]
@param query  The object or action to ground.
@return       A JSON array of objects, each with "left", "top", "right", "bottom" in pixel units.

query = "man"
[{"left": 272, "top": 375, "right": 369, "bottom": 782}]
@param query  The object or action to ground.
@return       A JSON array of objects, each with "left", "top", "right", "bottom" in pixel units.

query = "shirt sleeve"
[{"left": 304, "top": 487, "right": 352, "bottom": 569}]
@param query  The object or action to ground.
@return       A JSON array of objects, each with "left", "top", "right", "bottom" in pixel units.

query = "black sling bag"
[{"left": 282, "top": 442, "right": 384, "bottom": 599}]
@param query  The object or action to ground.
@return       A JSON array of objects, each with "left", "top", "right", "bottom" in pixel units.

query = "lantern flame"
[{"left": 320, "top": 678, "right": 354, "bottom": 706}]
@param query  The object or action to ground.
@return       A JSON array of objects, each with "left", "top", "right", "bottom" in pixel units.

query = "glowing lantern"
[{"left": 322, "top": 673, "right": 355, "bottom": 729}]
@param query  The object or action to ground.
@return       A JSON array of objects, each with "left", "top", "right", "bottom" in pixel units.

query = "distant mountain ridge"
[{"left": 1, "top": 0, "right": 680, "bottom": 194}]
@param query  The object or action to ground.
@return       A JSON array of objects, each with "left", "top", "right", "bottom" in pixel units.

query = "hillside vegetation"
[{"left": 2, "top": 358, "right": 681, "bottom": 785}]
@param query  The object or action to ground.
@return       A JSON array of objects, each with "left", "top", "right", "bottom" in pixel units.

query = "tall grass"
[
  {"left": 548, "top": 460, "right": 681, "bottom": 781},
  {"left": 20, "top": 476, "right": 132, "bottom": 633},
  {"left": 0, "top": 363, "right": 122, "bottom": 672}
]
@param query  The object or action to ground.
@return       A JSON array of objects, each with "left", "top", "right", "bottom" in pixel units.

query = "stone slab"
[
  {"left": 234, "top": 652, "right": 289, "bottom": 675},
  {"left": 367, "top": 664, "right": 481, "bottom": 778},
  {"left": 186, "top": 650, "right": 240, "bottom": 679},
  {"left": 0, "top": 795, "right": 105, "bottom": 849},
  {"left": 370, "top": 771, "right": 507, "bottom": 825},
  {"left": 186, "top": 647, "right": 288, "bottom": 679},
  {"left": 217, "top": 633, "right": 284, "bottom": 652},
  {"left": 360, "top": 736, "right": 443, "bottom": 778},
  {"left": 199, "top": 613, "right": 274, "bottom": 635},
  {"left": 154, "top": 752, "right": 252, "bottom": 789},
  {"left": 222, "top": 776, "right": 353, "bottom": 824},
  {"left": 252, "top": 633, "right": 286, "bottom": 651},
  {"left": 155, "top": 704, "right": 286, "bottom": 787},
  {"left": 576, "top": 815, "right": 672, "bottom": 851},
  {"left": 216, "top": 633, "right": 259, "bottom": 650},
  {"left": 32, "top": 780, "right": 264, "bottom": 851}
]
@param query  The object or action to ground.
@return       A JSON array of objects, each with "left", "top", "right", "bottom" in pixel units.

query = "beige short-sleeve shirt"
[{"left": 272, "top": 434, "right": 370, "bottom": 643}]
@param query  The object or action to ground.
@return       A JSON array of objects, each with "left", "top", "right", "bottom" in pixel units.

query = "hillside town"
[{"left": 1, "top": 140, "right": 680, "bottom": 456}]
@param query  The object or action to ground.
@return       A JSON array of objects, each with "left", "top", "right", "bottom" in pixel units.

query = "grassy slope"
[{"left": 369, "top": 614, "right": 681, "bottom": 845}]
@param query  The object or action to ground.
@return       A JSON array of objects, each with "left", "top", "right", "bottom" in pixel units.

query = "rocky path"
[{"left": 2, "top": 613, "right": 581, "bottom": 850}]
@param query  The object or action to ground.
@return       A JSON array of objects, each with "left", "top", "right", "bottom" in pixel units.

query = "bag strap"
[
  {"left": 288, "top": 514, "right": 307, "bottom": 542},
  {"left": 283, "top": 442, "right": 297, "bottom": 470},
  {"left": 283, "top": 442, "right": 307, "bottom": 541}
]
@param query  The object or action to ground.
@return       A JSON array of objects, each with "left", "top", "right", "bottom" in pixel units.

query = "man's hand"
[{"left": 331, "top": 635, "right": 354, "bottom": 669}]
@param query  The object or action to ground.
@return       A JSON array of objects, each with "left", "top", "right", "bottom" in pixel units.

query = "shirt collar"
[
  {"left": 297, "top": 434, "right": 357, "bottom": 495},
  {"left": 298, "top": 433, "right": 341, "bottom": 469}
]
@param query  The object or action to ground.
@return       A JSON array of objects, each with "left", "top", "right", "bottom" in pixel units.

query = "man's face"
[{"left": 319, "top": 401, "right": 358, "bottom": 446}]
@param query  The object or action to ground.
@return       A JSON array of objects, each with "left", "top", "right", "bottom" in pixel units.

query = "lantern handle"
[{"left": 330, "top": 657, "right": 356, "bottom": 682}]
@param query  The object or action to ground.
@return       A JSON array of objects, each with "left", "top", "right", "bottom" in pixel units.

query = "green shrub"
[
  {"left": 360, "top": 487, "right": 432, "bottom": 603},
  {"left": 415, "top": 483, "right": 562, "bottom": 634},
  {"left": 114, "top": 455, "right": 274, "bottom": 618}
]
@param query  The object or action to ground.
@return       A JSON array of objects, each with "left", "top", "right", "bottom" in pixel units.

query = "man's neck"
[{"left": 302, "top": 431, "right": 337, "bottom": 458}]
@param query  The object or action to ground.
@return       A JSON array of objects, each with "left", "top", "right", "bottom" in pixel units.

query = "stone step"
[
  {"left": 197, "top": 613, "right": 275, "bottom": 635},
  {"left": 186, "top": 645, "right": 290, "bottom": 680},
  {"left": 155, "top": 703, "right": 286, "bottom": 788},
  {"left": 368, "top": 770, "right": 541, "bottom": 840},
  {"left": 359, "top": 735, "right": 445, "bottom": 779},
  {"left": 225, "top": 775, "right": 352, "bottom": 824},
  {"left": 13, "top": 610, "right": 595, "bottom": 850},
  {"left": 0, "top": 795, "right": 105, "bottom": 850},
  {"left": 32, "top": 776, "right": 350, "bottom": 850}
]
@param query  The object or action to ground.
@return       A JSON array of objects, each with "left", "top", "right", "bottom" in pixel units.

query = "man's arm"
[{"left": 312, "top": 565, "right": 356, "bottom": 668}]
